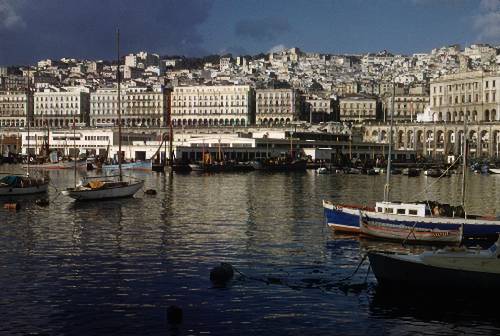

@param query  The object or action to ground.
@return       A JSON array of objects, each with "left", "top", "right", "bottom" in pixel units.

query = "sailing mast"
[
  {"left": 383, "top": 82, "right": 395, "bottom": 202},
  {"left": 461, "top": 113, "right": 468, "bottom": 219},
  {"left": 117, "top": 29, "right": 123, "bottom": 182},
  {"left": 26, "top": 67, "right": 31, "bottom": 177}
]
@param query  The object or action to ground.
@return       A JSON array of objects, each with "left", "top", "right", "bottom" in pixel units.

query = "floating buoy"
[
  {"left": 4, "top": 202, "right": 20, "bottom": 211},
  {"left": 210, "top": 262, "right": 234, "bottom": 287},
  {"left": 166, "top": 305, "right": 183, "bottom": 325},
  {"left": 145, "top": 189, "right": 157, "bottom": 195},
  {"left": 35, "top": 198, "right": 50, "bottom": 207}
]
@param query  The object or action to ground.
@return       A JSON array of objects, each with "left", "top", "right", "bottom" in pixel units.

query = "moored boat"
[
  {"left": 102, "top": 160, "right": 151, "bottom": 171},
  {"left": 368, "top": 237, "right": 500, "bottom": 289},
  {"left": 0, "top": 174, "right": 49, "bottom": 196},
  {"left": 359, "top": 208, "right": 462, "bottom": 244},
  {"left": 62, "top": 177, "right": 144, "bottom": 201}
]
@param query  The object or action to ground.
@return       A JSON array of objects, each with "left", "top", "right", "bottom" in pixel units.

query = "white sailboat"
[
  {"left": 0, "top": 67, "right": 49, "bottom": 196},
  {"left": 62, "top": 29, "right": 144, "bottom": 201}
]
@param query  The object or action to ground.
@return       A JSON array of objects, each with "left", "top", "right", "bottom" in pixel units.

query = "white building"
[
  {"left": 171, "top": 85, "right": 255, "bottom": 127},
  {"left": 255, "top": 88, "right": 300, "bottom": 125},
  {"left": 33, "top": 87, "right": 90, "bottom": 128},
  {"left": 0, "top": 91, "right": 32, "bottom": 127},
  {"left": 90, "top": 86, "right": 168, "bottom": 127}
]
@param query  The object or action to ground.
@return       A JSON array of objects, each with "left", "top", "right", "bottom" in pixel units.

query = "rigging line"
[{"left": 412, "top": 154, "right": 463, "bottom": 202}]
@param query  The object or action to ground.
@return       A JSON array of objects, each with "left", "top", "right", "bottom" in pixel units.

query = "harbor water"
[{"left": 1, "top": 167, "right": 500, "bottom": 335}]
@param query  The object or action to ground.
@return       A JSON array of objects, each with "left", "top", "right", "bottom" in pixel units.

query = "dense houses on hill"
[{"left": 2, "top": 43, "right": 500, "bottom": 129}]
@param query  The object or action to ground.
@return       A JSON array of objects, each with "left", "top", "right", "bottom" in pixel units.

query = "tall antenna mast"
[
  {"left": 117, "top": 28, "right": 123, "bottom": 182},
  {"left": 26, "top": 66, "right": 31, "bottom": 177}
]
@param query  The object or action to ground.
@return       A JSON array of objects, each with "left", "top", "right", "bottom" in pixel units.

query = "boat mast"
[
  {"left": 168, "top": 105, "right": 173, "bottom": 166},
  {"left": 73, "top": 110, "right": 77, "bottom": 188},
  {"left": 461, "top": 111, "right": 467, "bottom": 218},
  {"left": 116, "top": 29, "right": 123, "bottom": 182},
  {"left": 26, "top": 66, "right": 30, "bottom": 177},
  {"left": 383, "top": 82, "right": 395, "bottom": 202}
]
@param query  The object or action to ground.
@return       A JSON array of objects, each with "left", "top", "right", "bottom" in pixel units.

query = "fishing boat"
[
  {"left": 62, "top": 29, "right": 144, "bottom": 201},
  {"left": 0, "top": 69, "right": 49, "bottom": 196},
  {"left": 359, "top": 208, "right": 462, "bottom": 244},
  {"left": 323, "top": 84, "right": 500, "bottom": 240},
  {"left": 368, "top": 236, "right": 500, "bottom": 289},
  {"left": 317, "top": 167, "right": 328, "bottom": 174},
  {"left": 423, "top": 168, "right": 443, "bottom": 178}
]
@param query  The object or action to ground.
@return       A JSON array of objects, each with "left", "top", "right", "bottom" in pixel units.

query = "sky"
[{"left": 1, "top": 0, "right": 500, "bottom": 65}]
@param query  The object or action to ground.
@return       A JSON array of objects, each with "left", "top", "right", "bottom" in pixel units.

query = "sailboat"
[
  {"left": 0, "top": 67, "right": 49, "bottom": 196},
  {"left": 323, "top": 85, "right": 500, "bottom": 240},
  {"left": 62, "top": 29, "right": 144, "bottom": 201}
]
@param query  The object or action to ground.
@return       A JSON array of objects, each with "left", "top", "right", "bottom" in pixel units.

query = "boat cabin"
[{"left": 375, "top": 202, "right": 427, "bottom": 217}]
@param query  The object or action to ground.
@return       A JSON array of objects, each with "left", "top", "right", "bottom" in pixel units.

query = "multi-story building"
[
  {"left": 339, "top": 94, "right": 380, "bottom": 123},
  {"left": 429, "top": 69, "right": 500, "bottom": 122},
  {"left": 304, "top": 95, "right": 338, "bottom": 123},
  {"left": 382, "top": 94, "right": 429, "bottom": 122},
  {"left": 90, "top": 86, "right": 168, "bottom": 127},
  {"left": 0, "top": 91, "right": 32, "bottom": 127},
  {"left": 0, "top": 74, "right": 28, "bottom": 91},
  {"left": 255, "top": 88, "right": 300, "bottom": 125},
  {"left": 33, "top": 87, "right": 90, "bottom": 128},
  {"left": 170, "top": 85, "right": 255, "bottom": 127}
]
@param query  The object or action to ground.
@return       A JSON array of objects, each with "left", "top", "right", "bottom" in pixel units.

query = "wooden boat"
[
  {"left": 0, "top": 174, "right": 49, "bottom": 196},
  {"left": 359, "top": 210, "right": 462, "bottom": 244},
  {"left": 62, "top": 177, "right": 144, "bottom": 201},
  {"left": 368, "top": 237, "right": 500, "bottom": 289}
]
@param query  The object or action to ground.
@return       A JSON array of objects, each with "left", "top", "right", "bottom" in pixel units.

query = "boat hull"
[
  {"left": 368, "top": 252, "right": 500, "bottom": 289},
  {"left": 23, "top": 161, "right": 86, "bottom": 170},
  {"left": 489, "top": 168, "right": 500, "bottom": 174},
  {"left": 102, "top": 161, "right": 151, "bottom": 171},
  {"left": 360, "top": 216, "right": 462, "bottom": 244},
  {"left": 0, "top": 182, "right": 49, "bottom": 196},
  {"left": 62, "top": 181, "right": 144, "bottom": 201},
  {"left": 323, "top": 200, "right": 500, "bottom": 238},
  {"left": 323, "top": 200, "right": 363, "bottom": 233}
]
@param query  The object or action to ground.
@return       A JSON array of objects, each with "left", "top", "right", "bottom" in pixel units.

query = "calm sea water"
[{"left": 1, "top": 166, "right": 500, "bottom": 336}]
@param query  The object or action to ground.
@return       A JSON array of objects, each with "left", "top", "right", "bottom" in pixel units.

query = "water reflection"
[{"left": 1, "top": 166, "right": 500, "bottom": 335}]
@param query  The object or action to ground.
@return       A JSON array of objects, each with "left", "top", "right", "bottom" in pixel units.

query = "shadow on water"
[{"left": 370, "top": 285, "right": 500, "bottom": 334}]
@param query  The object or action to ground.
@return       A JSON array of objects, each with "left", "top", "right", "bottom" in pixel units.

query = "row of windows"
[
  {"left": 91, "top": 94, "right": 162, "bottom": 101},
  {"left": 172, "top": 108, "right": 247, "bottom": 115},
  {"left": 173, "top": 95, "right": 246, "bottom": 101},
  {"left": 0, "top": 104, "right": 24, "bottom": 108},
  {"left": 176, "top": 87, "right": 249, "bottom": 93},
  {"left": 90, "top": 110, "right": 163, "bottom": 115},
  {"left": 35, "top": 96, "right": 80, "bottom": 102},
  {"left": 342, "top": 103, "right": 374, "bottom": 108},
  {"left": 36, "top": 103, "right": 78, "bottom": 108},
  {"left": 0, "top": 97, "right": 27, "bottom": 102},
  {"left": 432, "top": 80, "right": 498, "bottom": 94},
  {"left": 173, "top": 102, "right": 247, "bottom": 107},
  {"left": 84, "top": 136, "right": 109, "bottom": 141},
  {"left": 432, "top": 92, "right": 497, "bottom": 106},
  {"left": 257, "top": 93, "right": 291, "bottom": 99},
  {"left": 92, "top": 102, "right": 162, "bottom": 108}
]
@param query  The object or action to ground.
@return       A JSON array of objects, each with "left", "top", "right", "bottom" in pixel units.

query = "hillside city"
[{"left": 2, "top": 43, "right": 500, "bottom": 163}]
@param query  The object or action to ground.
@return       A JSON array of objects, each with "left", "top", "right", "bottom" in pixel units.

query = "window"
[
  {"left": 384, "top": 208, "right": 394, "bottom": 214},
  {"left": 397, "top": 209, "right": 406, "bottom": 215},
  {"left": 409, "top": 209, "right": 418, "bottom": 215},
  {"left": 377, "top": 207, "right": 382, "bottom": 212}
]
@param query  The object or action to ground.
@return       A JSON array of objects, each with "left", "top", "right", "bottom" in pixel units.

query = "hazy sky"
[{"left": 0, "top": 0, "right": 499, "bottom": 65}]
